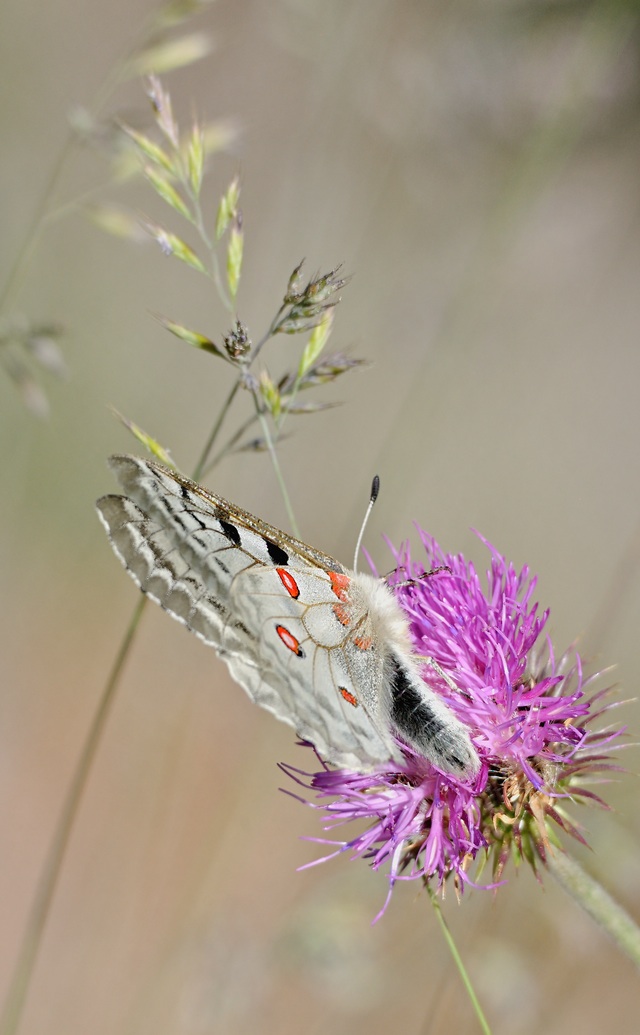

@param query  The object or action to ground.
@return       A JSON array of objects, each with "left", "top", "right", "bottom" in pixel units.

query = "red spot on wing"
[
  {"left": 276, "top": 568, "right": 300, "bottom": 599},
  {"left": 332, "top": 603, "right": 351, "bottom": 626},
  {"left": 276, "top": 624, "right": 305, "bottom": 657},
  {"left": 329, "top": 571, "right": 350, "bottom": 602},
  {"left": 352, "top": 635, "right": 373, "bottom": 651},
  {"left": 339, "top": 687, "right": 358, "bottom": 707}
]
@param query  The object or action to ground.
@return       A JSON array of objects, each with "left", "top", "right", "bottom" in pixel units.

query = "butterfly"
[{"left": 96, "top": 454, "right": 479, "bottom": 779}]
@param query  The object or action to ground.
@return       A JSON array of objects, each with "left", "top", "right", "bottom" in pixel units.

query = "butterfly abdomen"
[{"left": 383, "top": 652, "right": 479, "bottom": 779}]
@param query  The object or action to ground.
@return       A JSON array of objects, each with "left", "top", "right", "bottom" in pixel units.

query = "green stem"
[
  {"left": 190, "top": 189, "right": 231, "bottom": 313},
  {"left": 0, "top": 596, "right": 147, "bottom": 1035},
  {"left": 428, "top": 886, "right": 492, "bottom": 1035},
  {"left": 0, "top": 368, "right": 253, "bottom": 1035},
  {"left": 192, "top": 379, "right": 240, "bottom": 481},
  {"left": 255, "top": 403, "right": 300, "bottom": 537},
  {"left": 0, "top": 32, "right": 254, "bottom": 1035},
  {"left": 39, "top": 180, "right": 118, "bottom": 228},
  {"left": 251, "top": 308, "right": 284, "bottom": 361},
  {"left": 546, "top": 849, "right": 640, "bottom": 968},
  {"left": 203, "top": 410, "right": 261, "bottom": 475}
]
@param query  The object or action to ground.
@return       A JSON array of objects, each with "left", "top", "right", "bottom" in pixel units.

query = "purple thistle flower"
[{"left": 281, "top": 529, "right": 624, "bottom": 914}]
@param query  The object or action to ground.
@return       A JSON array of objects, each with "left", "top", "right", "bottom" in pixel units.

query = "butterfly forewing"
[{"left": 97, "top": 454, "right": 404, "bottom": 770}]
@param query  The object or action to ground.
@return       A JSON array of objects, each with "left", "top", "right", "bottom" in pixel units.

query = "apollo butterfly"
[{"left": 96, "top": 454, "right": 479, "bottom": 778}]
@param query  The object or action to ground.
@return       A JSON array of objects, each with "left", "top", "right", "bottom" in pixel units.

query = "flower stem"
[
  {"left": 0, "top": 595, "right": 147, "bottom": 1035},
  {"left": 546, "top": 848, "right": 640, "bottom": 968},
  {"left": 0, "top": 380, "right": 260, "bottom": 1035},
  {"left": 192, "top": 379, "right": 240, "bottom": 482},
  {"left": 255, "top": 404, "right": 300, "bottom": 538},
  {"left": 202, "top": 410, "right": 262, "bottom": 476},
  {"left": 428, "top": 887, "right": 493, "bottom": 1035}
]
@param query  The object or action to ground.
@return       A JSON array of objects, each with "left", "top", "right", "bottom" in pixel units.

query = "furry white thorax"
[{"left": 347, "top": 571, "right": 415, "bottom": 656}]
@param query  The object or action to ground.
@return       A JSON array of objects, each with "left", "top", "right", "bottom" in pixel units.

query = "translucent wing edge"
[{"left": 108, "top": 454, "right": 346, "bottom": 574}]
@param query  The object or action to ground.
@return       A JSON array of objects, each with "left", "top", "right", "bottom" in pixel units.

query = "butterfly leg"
[
  {"left": 416, "top": 655, "right": 472, "bottom": 700},
  {"left": 387, "top": 565, "right": 452, "bottom": 589}
]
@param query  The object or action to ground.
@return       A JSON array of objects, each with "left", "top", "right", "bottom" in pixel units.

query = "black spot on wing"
[
  {"left": 265, "top": 538, "right": 289, "bottom": 566},
  {"left": 219, "top": 519, "right": 241, "bottom": 545}
]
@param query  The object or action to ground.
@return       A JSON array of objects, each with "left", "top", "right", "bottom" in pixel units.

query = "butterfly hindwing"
[{"left": 235, "top": 563, "right": 400, "bottom": 765}]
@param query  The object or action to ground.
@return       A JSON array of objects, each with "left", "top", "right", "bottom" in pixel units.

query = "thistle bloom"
[{"left": 282, "top": 529, "right": 623, "bottom": 914}]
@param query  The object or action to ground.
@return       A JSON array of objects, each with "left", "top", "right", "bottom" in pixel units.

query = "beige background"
[{"left": 1, "top": 1, "right": 639, "bottom": 1032}]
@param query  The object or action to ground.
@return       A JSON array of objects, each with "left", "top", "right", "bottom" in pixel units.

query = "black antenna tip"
[{"left": 370, "top": 475, "right": 380, "bottom": 503}]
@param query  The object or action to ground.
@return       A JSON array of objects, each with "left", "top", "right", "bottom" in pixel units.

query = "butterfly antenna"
[{"left": 353, "top": 475, "right": 380, "bottom": 573}]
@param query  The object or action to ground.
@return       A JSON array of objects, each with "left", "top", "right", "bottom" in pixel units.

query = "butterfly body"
[{"left": 97, "top": 455, "right": 479, "bottom": 778}]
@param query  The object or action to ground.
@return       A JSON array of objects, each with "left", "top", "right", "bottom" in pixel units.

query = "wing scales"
[
  {"left": 97, "top": 454, "right": 403, "bottom": 769},
  {"left": 97, "top": 494, "right": 258, "bottom": 660},
  {"left": 111, "top": 454, "right": 345, "bottom": 573}
]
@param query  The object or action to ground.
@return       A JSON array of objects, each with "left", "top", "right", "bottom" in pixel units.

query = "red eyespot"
[
  {"left": 339, "top": 687, "right": 358, "bottom": 707},
  {"left": 352, "top": 635, "right": 373, "bottom": 651},
  {"left": 276, "top": 624, "right": 305, "bottom": 657},
  {"left": 329, "top": 571, "right": 350, "bottom": 602},
  {"left": 276, "top": 568, "right": 300, "bottom": 599}
]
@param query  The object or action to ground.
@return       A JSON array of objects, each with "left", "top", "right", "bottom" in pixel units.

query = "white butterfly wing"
[{"left": 97, "top": 454, "right": 403, "bottom": 770}]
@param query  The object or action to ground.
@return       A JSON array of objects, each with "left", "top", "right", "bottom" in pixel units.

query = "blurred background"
[{"left": 1, "top": 1, "right": 639, "bottom": 1032}]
